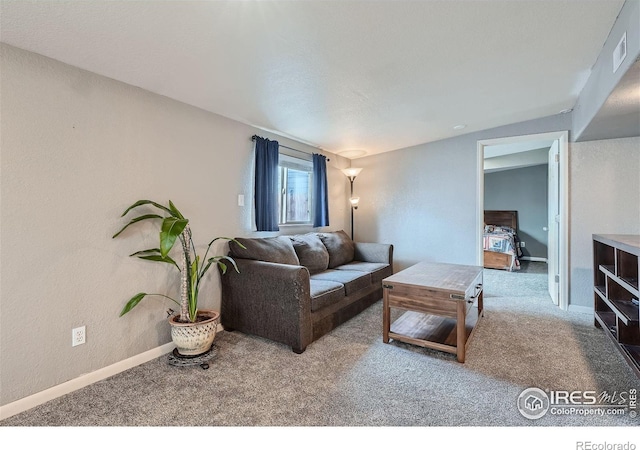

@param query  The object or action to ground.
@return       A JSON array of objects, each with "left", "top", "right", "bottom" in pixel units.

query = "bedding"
[{"left": 483, "top": 225, "right": 522, "bottom": 271}]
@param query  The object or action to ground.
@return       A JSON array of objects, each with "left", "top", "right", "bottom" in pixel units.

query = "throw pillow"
[
  {"left": 290, "top": 233, "right": 330, "bottom": 274},
  {"left": 228, "top": 236, "right": 300, "bottom": 265},
  {"left": 318, "top": 230, "right": 355, "bottom": 268}
]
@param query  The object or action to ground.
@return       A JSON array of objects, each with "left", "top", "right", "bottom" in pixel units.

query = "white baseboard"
[
  {"left": 1, "top": 322, "right": 225, "bottom": 421},
  {"left": 0, "top": 342, "right": 175, "bottom": 421},
  {"left": 520, "top": 256, "right": 548, "bottom": 262},
  {"left": 568, "top": 304, "right": 594, "bottom": 315}
]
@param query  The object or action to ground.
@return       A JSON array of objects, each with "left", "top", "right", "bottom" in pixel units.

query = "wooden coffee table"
[{"left": 382, "top": 261, "right": 483, "bottom": 362}]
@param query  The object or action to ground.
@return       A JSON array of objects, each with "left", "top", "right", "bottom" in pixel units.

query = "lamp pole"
[
  {"left": 341, "top": 168, "right": 363, "bottom": 241},
  {"left": 349, "top": 177, "right": 355, "bottom": 240}
]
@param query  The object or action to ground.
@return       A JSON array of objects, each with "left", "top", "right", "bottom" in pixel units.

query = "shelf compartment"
[
  {"left": 619, "top": 322, "right": 640, "bottom": 346},
  {"left": 389, "top": 309, "right": 479, "bottom": 349},
  {"left": 599, "top": 264, "right": 615, "bottom": 277},
  {"left": 620, "top": 344, "right": 640, "bottom": 374},
  {"left": 618, "top": 277, "right": 640, "bottom": 298},
  {"left": 597, "top": 312, "right": 640, "bottom": 377},
  {"left": 605, "top": 279, "right": 640, "bottom": 326},
  {"left": 594, "top": 285, "right": 607, "bottom": 299},
  {"left": 618, "top": 249, "right": 639, "bottom": 291},
  {"left": 594, "top": 240, "right": 615, "bottom": 287},
  {"left": 601, "top": 264, "right": 640, "bottom": 298},
  {"left": 609, "top": 299, "right": 639, "bottom": 326},
  {"left": 595, "top": 310, "right": 617, "bottom": 337}
]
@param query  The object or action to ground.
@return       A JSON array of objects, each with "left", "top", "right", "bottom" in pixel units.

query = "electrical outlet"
[
  {"left": 72, "top": 326, "right": 86, "bottom": 347},
  {"left": 520, "top": 241, "right": 526, "bottom": 248}
]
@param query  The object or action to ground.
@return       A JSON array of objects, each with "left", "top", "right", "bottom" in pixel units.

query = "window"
[{"left": 278, "top": 154, "right": 313, "bottom": 225}]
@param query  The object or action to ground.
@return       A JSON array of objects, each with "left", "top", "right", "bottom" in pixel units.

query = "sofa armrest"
[
  {"left": 354, "top": 242, "right": 394, "bottom": 265},
  {"left": 220, "top": 258, "right": 313, "bottom": 353}
]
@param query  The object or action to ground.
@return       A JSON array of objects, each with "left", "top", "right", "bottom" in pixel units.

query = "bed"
[{"left": 483, "top": 210, "right": 523, "bottom": 271}]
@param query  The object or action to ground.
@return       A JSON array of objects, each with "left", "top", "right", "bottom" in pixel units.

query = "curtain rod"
[{"left": 251, "top": 135, "right": 330, "bottom": 161}]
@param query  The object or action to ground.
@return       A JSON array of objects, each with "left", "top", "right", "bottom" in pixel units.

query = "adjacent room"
[{"left": 1, "top": 0, "right": 639, "bottom": 443}]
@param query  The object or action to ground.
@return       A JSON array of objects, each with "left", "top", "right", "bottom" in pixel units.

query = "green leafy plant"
[{"left": 113, "top": 199, "right": 243, "bottom": 323}]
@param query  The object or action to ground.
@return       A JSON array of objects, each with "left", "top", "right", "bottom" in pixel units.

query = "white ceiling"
[{"left": 0, "top": 0, "right": 627, "bottom": 158}]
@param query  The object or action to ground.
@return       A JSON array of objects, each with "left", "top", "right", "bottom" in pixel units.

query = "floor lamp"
[{"left": 341, "top": 167, "right": 363, "bottom": 240}]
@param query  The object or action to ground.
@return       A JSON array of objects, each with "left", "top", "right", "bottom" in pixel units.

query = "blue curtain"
[
  {"left": 254, "top": 137, "right": 280, "bottom": 231},
  {"left": 312, "top": 153, "right": 330, "bottom": 227}
]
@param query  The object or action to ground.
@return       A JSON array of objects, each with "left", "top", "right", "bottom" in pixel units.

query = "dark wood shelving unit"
[{"left": 593, "top": 234, "right": 640, "bottom": 378}]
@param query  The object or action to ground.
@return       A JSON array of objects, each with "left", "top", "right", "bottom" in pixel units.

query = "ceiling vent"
[{"left": 613, "top": 32, "right": 627, "bottom": 73}]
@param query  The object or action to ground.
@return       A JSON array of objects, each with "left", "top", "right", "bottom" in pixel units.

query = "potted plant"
[{"left": 113, "top": 199, "right": 243, "bottom": 356}]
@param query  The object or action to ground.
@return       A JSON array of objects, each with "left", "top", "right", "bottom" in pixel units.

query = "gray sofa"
[{"left": 220, "top": 230, "right": 393, "bottom": 353}]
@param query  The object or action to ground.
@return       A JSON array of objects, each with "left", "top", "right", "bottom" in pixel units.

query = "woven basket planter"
[{"left": 169, "top": 309, "right": 219, "bottom": 356}]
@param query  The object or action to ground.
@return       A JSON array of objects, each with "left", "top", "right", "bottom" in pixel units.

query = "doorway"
[{"left": 476, "top": 131, "right": 569, "bottom": 310}]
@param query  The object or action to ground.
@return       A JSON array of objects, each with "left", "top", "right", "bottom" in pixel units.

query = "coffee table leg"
[
  {"left": 383, "top": 287, "right": 390, "bottom": 343},
  {"left": 456, "top": 301, "right": 466, "bottom": 363}
]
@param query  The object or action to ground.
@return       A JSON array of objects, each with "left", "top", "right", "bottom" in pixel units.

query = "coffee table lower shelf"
[{"left": 388, "top": 309, "right": 481, "bottom": 358}]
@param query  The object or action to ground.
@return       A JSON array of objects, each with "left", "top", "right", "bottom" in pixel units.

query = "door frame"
[
  {"left": 476, "top": 130, "right": 569, "bottom": 310},
  {"left": 548, "top": 141, "right": 560, "bottom": 305}
]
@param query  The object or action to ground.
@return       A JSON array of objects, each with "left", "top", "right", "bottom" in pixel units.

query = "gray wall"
[
  {"left": 569, "top": 137, "right": 640, "bottom": 308},
  {"left": 0, "top": 44, "right": 351, "bottom": 407},
  {"left": 354, "top": 114, "right": 572, "bottom": 272},
  {"left": 355, "top": 121, "right": 638, "bottom": 311},
  {"left": 484, "top": 164, "right": 549, "bottom": 259}
]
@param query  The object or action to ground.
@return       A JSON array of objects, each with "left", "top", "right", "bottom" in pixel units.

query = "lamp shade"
[
  {"left": 349, "top": 197, "right": 360, "bottom": 207},
  {"left": 341, "top": 167, "right": 363, "bottom": 179}
]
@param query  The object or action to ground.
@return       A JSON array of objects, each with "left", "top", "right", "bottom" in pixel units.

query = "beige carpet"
[{"left": 1, "top": 262, "right": 638, "bottom": 427}]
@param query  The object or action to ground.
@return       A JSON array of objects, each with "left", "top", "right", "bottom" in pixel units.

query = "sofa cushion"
[
  {"left": 290, "top": 233, "right": 330, "bottom": 274},
  {"left": 318, "top": 230, "right": 355, "bottom": 268},
  {"left": 310, "top": 269, "right": 371, "bottom": 296},
  {"left": 228, "top": 236, "right": 300, "bottom": 266},
  {"left": 309, "top": 279, "right": 345, "bottom": 312},
  {"left": 334, "top": 261, "right": 392, "bottom": 285}
]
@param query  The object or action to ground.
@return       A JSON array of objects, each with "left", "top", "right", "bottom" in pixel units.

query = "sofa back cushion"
[
  {"left": 318, "top": 230, "right": 355, "bottom": 268},
  {"left": 290, "top": 233, "right": 329, "bottom": 274},
  {"left": 229, "top": 236, "right": 300, "bottom": 265}
]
